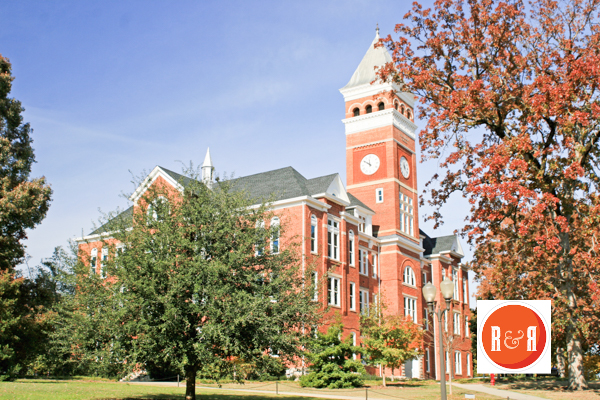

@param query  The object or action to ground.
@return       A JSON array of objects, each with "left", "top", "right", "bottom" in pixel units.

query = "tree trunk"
[
  {"left": 561, "top": 230, "right": 588, "bottom": 390},
  {"left": 185, "top": 365, "right": 197, "bottom": 400},
  {"left": 391, "top": 367, "right": 394, "bottom": 381},
  {"left": 381, "top": 365, "right": 386, "bottom": 387},
  {"left": 557, "top": 347, "right": 566, "bottom": 378}
]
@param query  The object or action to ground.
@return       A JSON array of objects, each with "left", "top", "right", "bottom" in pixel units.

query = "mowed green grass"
[{"left": 0, "top": 380, "right": 328, "bottom": 400}]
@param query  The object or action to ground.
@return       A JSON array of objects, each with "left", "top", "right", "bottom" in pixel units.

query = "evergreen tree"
[{"left": 0, "top": 55, "right": 52, "bottom": 378}]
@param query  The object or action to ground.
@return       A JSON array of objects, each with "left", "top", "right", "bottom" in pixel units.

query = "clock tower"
[{"left": 340, "top": 28, "right": 419, "bottom": 243}]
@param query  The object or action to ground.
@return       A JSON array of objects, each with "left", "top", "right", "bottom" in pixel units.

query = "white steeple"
[{"left": 201, "top": 147, "right": 214, "bottom": 186}]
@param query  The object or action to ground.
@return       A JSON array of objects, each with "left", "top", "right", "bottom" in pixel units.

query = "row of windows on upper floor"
[{"left": 351, "top": 101, "right": 413, "bottom": 120}]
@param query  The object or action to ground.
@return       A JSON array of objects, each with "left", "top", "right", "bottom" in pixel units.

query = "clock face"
[
  {"left": 360, "top": 154, "right": 380, "bottom": 176},
  {"left": 400, "top": 156, "right": 410, "bottom": 179}
]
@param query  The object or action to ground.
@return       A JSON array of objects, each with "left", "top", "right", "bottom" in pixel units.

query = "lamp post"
[{"left": 422, "top": 279, "right": 454, "bottom": 400}]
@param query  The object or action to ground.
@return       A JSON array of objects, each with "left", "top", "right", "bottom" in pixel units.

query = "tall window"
[
  {"left": 425, "top": 348, "right": 430, "bottom": 372},
  {"left": 375, "top": 188, "right": 383, "bottom": 203},
  {"left": 348, "top": 231, "right": 355, "bottom": 266},
  {"left": 310, "top": 215, "right": 317, "bottom": 253},
  {"left": 463, "top": 279, "right": 468, "bottom": 305},
  {"left": 422, "top": 271, "right": 428, "bottom": 284},
  {"left": 401, "top": 104, "right": 405, "bottom": 115},
  {"left": 467, "top": 353, "right": 471, "bottom": 376},
  {"left": 270, "top": 217, "right": 280, "bottom": 254},
  {"left": 404, "top": 297, "right": 417, "bottom": 322},
  {"left": 372, "top": 254, "right": 377, "bottom": 278},
  {"left": 255, "top": 220, "right": 265, "bottom": 256},
  {"left": 424, "top": 308, "right": 429, "bottom": 330},
  {"left": 455, "top": 351, "right": 462, "bottom": 375},
  {"left": 312, "top": 271, "right": 318, "bottom": 301},
  {"left": 328, "top": 277, "right": 340, "bottom": 306},
  {"left": 351, "top": 331, "right": 357, "bottom": 359},
  {"left": 453, "top": 269, "right": 459, "bottom": 300},
  {"left": 366, "top": 104, "right": 372, "bottom": 114},
  {"left": 359, "top": 250, "right": 369, "bottom": 275},
  {"left": 327, "top": 218, "right": 339, "bottom": 260},
  {"left": 353, "top": 107, "right": 360, "bottom": 117},
  {"left": 465, "top": 316, "right": 469, "bottom": 337},
  {"left": 394, "top": 101, "right": 399, "bottom": 110},
  {"left": 378, "top": 102, "right": 385, "bottom": 111},
  {"left": 349, "top": 282, "right": 356, "bottom": 311},
  {"left": 453, "top": 312, "right": 461, "bottom": 335},
  {"left": 403, "top": 265, "right": 416, "bottom": 286},
  {"left": 90, "top": 248, "right": 98, "bottom": 275},
  {"left": 399, "top": 193, "right": 414, "bottom": 236},
  {"left": 101, "top": 248, "right": 108, "bottom": 278},
  {"left": 359, "top": 289, "right": 369, "bottom": 315}
]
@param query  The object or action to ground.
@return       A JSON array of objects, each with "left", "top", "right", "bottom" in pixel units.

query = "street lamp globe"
[
  {"left": 440, "top": 278, "right": 454, "bottom": 300},
  {"left": 422, "top": 282, "right": 436, "bottom": 303}
]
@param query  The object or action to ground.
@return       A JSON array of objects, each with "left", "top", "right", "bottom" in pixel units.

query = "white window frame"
[
  {"left": 90, "top": 248, "right": 98, "bottom": 274},
  {"left": 399, "top": 193, "right": 414, "bottom": 236},
  {"left": 359, "top": 289, "right": 369, "bottom": 315},
  {"left": 465, "top": 316, "right": 469, "bottom": 337},
  {"left": 348, "top": 231, "right": 355, "bottom": 266},
  {"left": 467, "top": 353, "right": 471, "bottom": 376},
  {"left": 404, "top": 296, "right": 417, "bottom": 323},
  {"left": 455, "top": 351, "right": 462, "bottom": 375},
  {"left": 328, "top": 276, "right": 340, "bottom": 307},
  {"left": 424, "top": 308, "right": 429, "bottom": 330},
  {"left": 359, "top": 249, "right": 369, "bottom": 276},
  {"left": 101, "top": 248, "right": 108, "bottom": 278},
  {"left": 349, "top": 282, "right": 356, "bottom": 311},
  {"left": 375, "top": 188, "right": 384, "bottom": 203},
  {"left": 255, "top": 219, "right": 265, "bottom": 256},
  {"left": 463, "top": 279, "right": 468, "bottom": 306},
  {"left": 453, "top": 312, "right": 461, "bottom": 335},
  {"left": 425, "top": 348, "right": 430, "bottom": 372},
  {"left": 372, "top": 254, "right": 377, "bottom": 278},
  {"left": 453, "top": 269, "right": 459, "bottom": 300},
  {"left": 310, "top": 215, "right": 317, "bottom": 254},
  {"left": 327, "top": 218, "right": 340, "bottom": 260},
  {"left": 270, "top": 217, "right": 280, "bottom": 254},
  {"left": 422, "top": 271, "right": 428, "bottom": 284},
  {"left": 403, "top": 265, "right": 416, "bottom": 286}
]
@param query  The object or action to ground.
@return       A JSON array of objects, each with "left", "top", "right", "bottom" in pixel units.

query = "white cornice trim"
[
  {"left": 252, "top": 195, "right": 331, "bottom": 212},
  {"left": 358, "top": 231, "right": 379, "bottom": 244},
  {"left": 347, "top": 177, "right": 418, "bottom": 195},
  {"left": 129, "top": 166, "right": 184, "bottom": 204},
  {"left": 379, "top": 234, "right": 424, "bottom": 254},
  {"left": 342, "top": 109, "right": 417, "bottom": 138},
  {"left": 340, "top": 211, "right": 360, "bottom": 225},
  {"left": 312, "top": 192, "right": 351, "bottom": 207},
  {"left": 339, "top": 82, "right": 415, "bottom": 107},
  {"left": 440, "top": 250, "right": 465, "bottom": 260},
  {"left": 427, "top": 254, "right": 453, "bottom": 264}
]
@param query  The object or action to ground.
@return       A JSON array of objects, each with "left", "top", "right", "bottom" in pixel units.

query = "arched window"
[
  {"left": 403, "top": 265, "right": 416, "bottom": 286},
  {"left": 366, "top": 105, "right": 372, "bottom": 114},
  {"left": 378, "top": 102, "right": 385, "bottom": 111},
  {"left": 353, "top": 108, "right": 360, "bottom": 117},
  {"left": 407, "top": 110, "right": 412, "bottom": 120},
  {"left": 270, "top": 217, "right": 280, "bottom": 254},
  {"left": 348, "top": 230, "right": 355, "bottom": 266},
  {"left": 400, "top": 104, "right": 405, "bottom": 115},
  {"left": 394, "top": 102, "right": 399, "bottom": 111},
  {"left": 310, "top": 215, "right": 317, "bottom": 253}
]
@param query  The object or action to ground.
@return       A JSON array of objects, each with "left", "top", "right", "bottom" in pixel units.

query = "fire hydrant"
[{"left": 490, "top": 373, "right": 495, "bottom": 386}]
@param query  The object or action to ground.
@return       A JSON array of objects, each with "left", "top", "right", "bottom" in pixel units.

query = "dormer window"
[
  {"left": 353, "top": 108, "right": 360, "bottom": 117},
  {"left": 366, "top": 105, "right": 372, "bottom": 114},
  {"left": 378, "top": 102, "right": 384, "bottom": 111}
]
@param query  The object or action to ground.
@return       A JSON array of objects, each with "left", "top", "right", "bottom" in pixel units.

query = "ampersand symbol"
[{"left": 504, "top": 330, "right": 524, "bottom": 349}]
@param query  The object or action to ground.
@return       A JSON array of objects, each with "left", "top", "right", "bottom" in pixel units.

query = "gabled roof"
[
  {"left": 90, "top": 166, "right": 352, "bottom": 235},
  {"left": 421, "top": 230, "right": 464, "bottom": 257},
  {"left": 347, "top": 192, "right": 374, "bottom": 213},
  {"left": 341, "top": 29, "right": 393, "bottom": 91},
  {"left": 90, "top": 206, "right": 134, "bottom": 235}
]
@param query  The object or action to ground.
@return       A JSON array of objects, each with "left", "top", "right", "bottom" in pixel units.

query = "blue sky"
[{"left": 1, "top": 0, "right": 475, "bottom": 300}]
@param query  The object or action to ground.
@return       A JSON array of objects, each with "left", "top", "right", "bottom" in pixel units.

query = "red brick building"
[{"left": 76, "top": 29, "right": 472, "bottom": 381}]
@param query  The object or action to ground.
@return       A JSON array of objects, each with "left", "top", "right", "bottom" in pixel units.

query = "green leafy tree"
[
  {"left": 95, "top": 172, "right": 321, "bottom": 400},
  {"left": 299, "top": 324, "right": 364, "bottom": 389},
  {"left": 361, "top": 310, "right": 422, "bottom": 387},
  {"left": 0, "top": 55, "right": 52, "bottom": 378}
]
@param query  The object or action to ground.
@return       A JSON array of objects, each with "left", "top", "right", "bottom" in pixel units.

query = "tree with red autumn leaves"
[{"left": 378, "top": 0, "right": 600, "bottom": 390}]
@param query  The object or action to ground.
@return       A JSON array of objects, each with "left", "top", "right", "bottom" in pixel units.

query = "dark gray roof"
[
  {"left": 89, "top": 206, "right": 134, "bottom": 235},
  {"left": 89, "top": 166, "right": 344, "bottom": 235},
  {"left": 347, "top": 193, "right": 374, "bottom": 213},
  {"left": 422, "top": 230, "right": 456, "bottom": 256}
]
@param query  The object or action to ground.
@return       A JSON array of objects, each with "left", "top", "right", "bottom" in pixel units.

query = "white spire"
[
  {"left": 202, "top": 147, "right": 213, "bottom": 168},
  {"left": 202, "top": 147, "right": 214, "bottom": 186}
]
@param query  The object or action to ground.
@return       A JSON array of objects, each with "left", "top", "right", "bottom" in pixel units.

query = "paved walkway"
[{"left": 453, "top": 383, "right": 550, "bottom": 400}]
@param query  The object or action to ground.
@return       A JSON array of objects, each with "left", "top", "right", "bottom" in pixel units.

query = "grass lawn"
[{"left": 487, "top": 379, "right": 600, "bottom": 400}]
